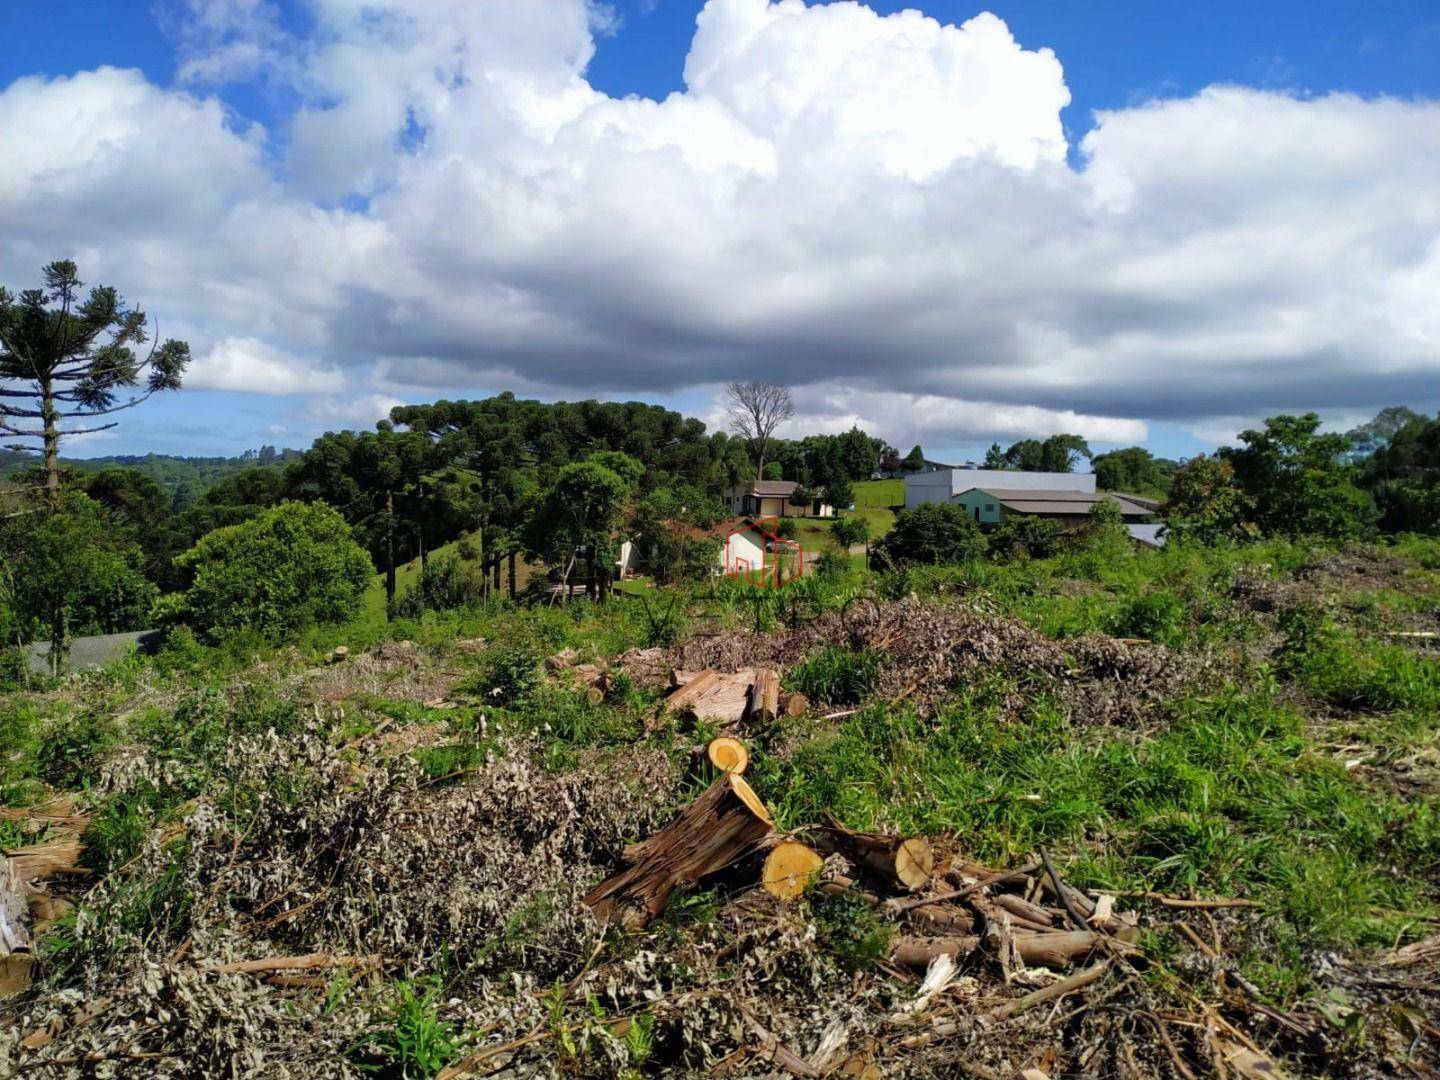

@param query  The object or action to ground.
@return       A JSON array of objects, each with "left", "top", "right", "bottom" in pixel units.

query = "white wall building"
[{"left": 904, "top": 468, "right": 1095, "bottom": 509}]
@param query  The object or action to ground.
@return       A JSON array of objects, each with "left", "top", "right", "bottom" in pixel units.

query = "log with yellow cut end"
[
  {"left": 706, "top": 736, "right": 749, "bottom": 775},
  {"left": 761, "top": 840, "right": 824, "bottom": 901}
]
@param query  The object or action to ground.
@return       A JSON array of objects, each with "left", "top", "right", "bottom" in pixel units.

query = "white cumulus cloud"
[{"left": 190, "top": 337, "right": 344, "bottom": 395}]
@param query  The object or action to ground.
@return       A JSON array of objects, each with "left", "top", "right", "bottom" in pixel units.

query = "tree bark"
[
  {"left": 584, "top": 773, "right": 775, "bottom": 930},
  {"left": 891, "top": 930, "right": 1112, "bottom": 970},
  {"left": 40, "top": 377, "right": 59, "bottom": 505},
  {"left": 508, "top": 551, "right": 517, "bottom": 597},
  {"left": 384, "top": 489, "right": 397, "bottom": 616},
  {"left": 747, "top": 668, "right": 780, "bottom": 723},
  {"left": 478, "top": 526, "right": 489, "bottom": 601}
]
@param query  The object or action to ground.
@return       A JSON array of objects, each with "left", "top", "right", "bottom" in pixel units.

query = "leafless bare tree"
[{"left": 725, "top": 380, "right": 795, "bottom": 484}]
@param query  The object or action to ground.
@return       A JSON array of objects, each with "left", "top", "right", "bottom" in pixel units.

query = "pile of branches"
[
  {"left": 0, "top": 716, "right": 682, "bottom": 1077},
  {"left": 622, "top": 595, "right": 1217, "bottom": 727},
  {"left": 571, "top": 758, "right": 1438, "bottom": 1078}
]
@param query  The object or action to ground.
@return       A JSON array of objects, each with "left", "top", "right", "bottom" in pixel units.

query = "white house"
[
  {"left": 723, "top": 480, "right": 835, "bottom": 519},
  {"left": 904, "top": 468, "right": 1094, "bottom": 510},
  {"left": 720, "top": 520, "right": 767, "bottom": 577}
]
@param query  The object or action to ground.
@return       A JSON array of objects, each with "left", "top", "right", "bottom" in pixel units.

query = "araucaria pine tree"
[{"left": 0, "top": 261, "right": 189, "bottom": 501}]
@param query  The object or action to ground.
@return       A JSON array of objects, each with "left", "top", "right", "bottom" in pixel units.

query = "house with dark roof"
[{"left": 722, "top": 479, "right": 835, "bottom": 519}]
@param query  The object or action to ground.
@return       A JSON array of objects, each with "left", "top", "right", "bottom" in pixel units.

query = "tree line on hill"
[{"left": 2, "top": 260, "right": 1435, "bottom": 674}]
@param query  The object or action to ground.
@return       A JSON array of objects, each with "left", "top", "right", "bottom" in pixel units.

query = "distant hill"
[{"left": 0, "top": 446, "right": 302, "bottom": 509}]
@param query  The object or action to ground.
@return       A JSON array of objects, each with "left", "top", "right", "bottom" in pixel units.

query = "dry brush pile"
[{"left": 623, "top": 595, "right": 1218, "bottom": 728}]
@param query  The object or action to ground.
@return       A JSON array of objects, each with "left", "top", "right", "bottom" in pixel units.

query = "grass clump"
[
  {"left": 811, "top": 891, "right": 894, "bottom": 973},
  {"left": 785, "top": 646, "right": 881, "bottom": 705}
]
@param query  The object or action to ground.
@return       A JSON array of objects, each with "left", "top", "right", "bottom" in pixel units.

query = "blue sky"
[{"left": 1, "top": 1, "right": 1437, "bottom": 464}]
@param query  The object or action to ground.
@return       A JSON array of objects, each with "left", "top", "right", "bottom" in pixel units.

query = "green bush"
[
  {"left": 872, "top": 503, "right": 985, "bottom": 567},
  {"left": 395, "top": 555, "right": 478, "bottom": 616},
  {"left": 830, "top": 515, "right": 871, "bottom": 549},
  {"left": 988, "top": 515, "right": 1064, "bottom": 561},
  {"left": 1110, "top": 589, "right": 1187, "bottom": 645},
  {"left": 165, "top": 501, "right": 372, "bottom": 643}
]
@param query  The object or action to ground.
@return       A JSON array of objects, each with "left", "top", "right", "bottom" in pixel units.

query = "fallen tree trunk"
[
  {"left": 994, "top": 893, "right": 1055, "bottom": 927},
  {"left": 664, "top": 669, "right": 720, "bottom": 712},
  {"left": 667, "top": 670, "right": 755, "bottom": 725},
  {"left": 907, "top": 903, "right": 976, "bottom": 936},
  {"left": 586, "top": 773, "right": 775, "bottom": 930},
  {"left": 818, "top": 815, "right": 934, "bottom": 891}
]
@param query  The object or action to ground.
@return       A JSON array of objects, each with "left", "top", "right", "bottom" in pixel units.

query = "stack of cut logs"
[
  {"left": 664, "top": 667, "right": 807, "bottom": 728},
  {"left": 584, "top": 738, "right": 1137, "bottom": 981}
]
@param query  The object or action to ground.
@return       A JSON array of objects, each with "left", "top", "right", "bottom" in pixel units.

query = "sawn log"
[{"left": 585, "top": 773, "right": 775, "bottom": 930}]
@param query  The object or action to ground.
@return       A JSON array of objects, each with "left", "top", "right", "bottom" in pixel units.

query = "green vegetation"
[
  {"left": 872, "top": 501, "right": 986, "bottom": 567},
  {"left": 852, "top": 478, "right": 902, "bottom": 508},
  {"left": 0, "top": 525, "right": 1437, "bottom": 1072},
  {"left": 161, "top": 500, "right": 373, "bottom": 642}
]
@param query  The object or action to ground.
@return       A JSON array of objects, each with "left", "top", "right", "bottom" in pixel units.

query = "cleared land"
[{"left": 2, "top": 536, "right": 1438, "bottom": 1077}]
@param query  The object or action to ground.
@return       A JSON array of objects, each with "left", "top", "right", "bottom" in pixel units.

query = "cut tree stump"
[
  {"left": 780, "top": 691, "right": 808, "bottom": 717},
  {"left": 585, "top": 773, "right": 776, "bottom": 930},
  {"left": 819, "top": 814, "right": 934, "bottom": 891},
  {"left": 761, "top": 841, "right": 824, "bottom": 901},
  {"left": 706, "top": 736, "right": 749, "bottom": 775}
]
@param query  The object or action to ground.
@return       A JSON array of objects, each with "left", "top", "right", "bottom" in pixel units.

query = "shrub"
[
  {"left": 0, "top": 493, "right": 157, "bottom": 657},
  {"left": 872, "top": 503, "right": 985, "bottom": 567},
  {"left": 988, "top": 515, "right": 1064, "bottom": 561},
  {"left": 830, "top": 516, "right": 871, "bottom": 549},
  {"left": 813, "top": 547, "right": 850, "bottom": 579},
  {"left": 1110, "top": 589, "right": 1187, "bottom": 646},
  {"left": 467, "top": 642, "right": 542, "bottom": 706},
  {"left": 166, "top": 501, "right": 372, "bottom": 643},
  {"left": 395, "top": 555, "right": 478, "bottom": 616}
]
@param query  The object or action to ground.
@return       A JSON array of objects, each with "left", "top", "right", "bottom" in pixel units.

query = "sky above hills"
[{"left": 1, "top": 0, "right": 1437, "bottom": 462}]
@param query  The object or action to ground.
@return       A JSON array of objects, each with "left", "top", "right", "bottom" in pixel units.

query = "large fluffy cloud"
[{"left": 1, "top": 0, "right": 1436, "bottom": 452}]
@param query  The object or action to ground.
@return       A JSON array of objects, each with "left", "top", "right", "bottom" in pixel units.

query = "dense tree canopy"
[
  {"left": 1001, "top": 434, "right": 1091, "bottom": 473},
  {"left": 0, "top": 493, "right": 156, "bottom": 670},
  {"left": 1357, "top": 410, "right": 1439, "bottom": 534},
  {"left": 1092, "top": 447, "right": 1176, "bottom": 496},
  {"left": 1222, "top": 413, "right": 1376, "bottom": 539}
]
